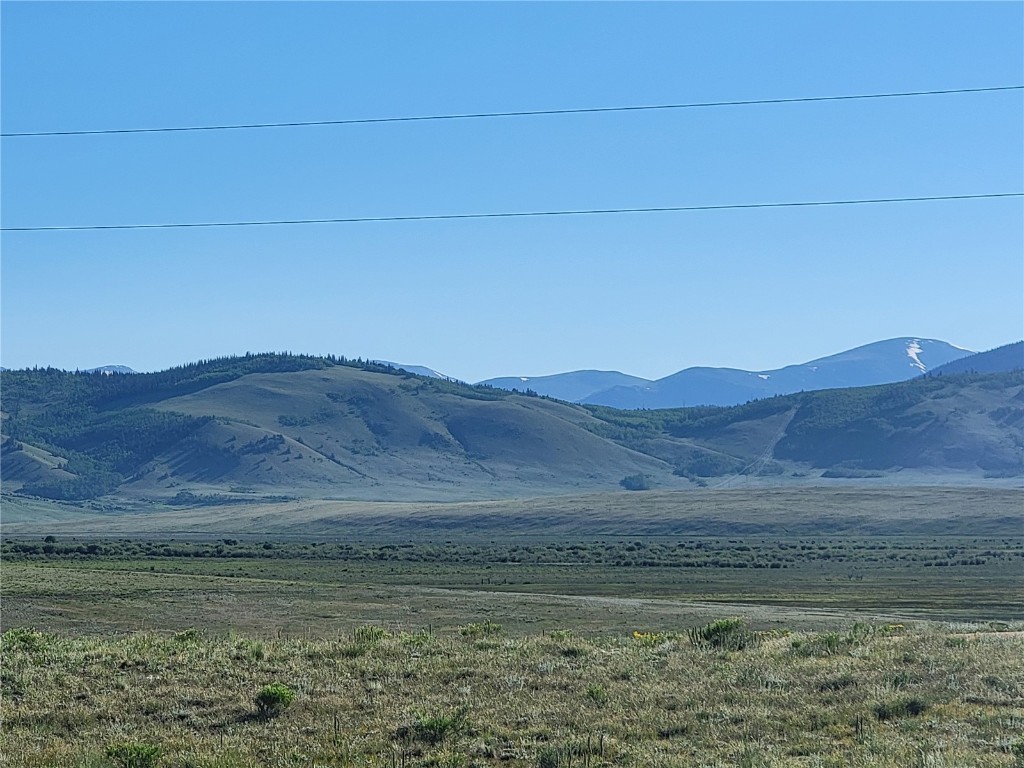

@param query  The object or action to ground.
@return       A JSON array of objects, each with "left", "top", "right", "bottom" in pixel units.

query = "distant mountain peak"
[{"left": 484, "top": 337, "right": 975, "bottom": 409}]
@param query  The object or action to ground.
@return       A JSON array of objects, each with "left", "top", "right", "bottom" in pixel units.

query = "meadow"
[
  {"left": 4, "top": 533, "right": 1024, "bottom": 632},
  {"left": 2, "top": 618, "right": 1022, "bottom": 767},
  {"left": 3, "top": 486, "right": 1022, "bottom": 766}
]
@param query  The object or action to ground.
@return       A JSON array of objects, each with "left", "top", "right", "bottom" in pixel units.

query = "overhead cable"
[
  {"left": 2, "top": 86, "right": 1021, "bottom": 138},
  {"left": 3, "top": 192, "right": 1020, "bottom": 232}
]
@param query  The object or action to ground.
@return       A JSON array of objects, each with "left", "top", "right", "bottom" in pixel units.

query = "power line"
[
  {"left": 2, "top": 86, "right": 1020, "bottom": 138},
  {"left": 3, "top": 193, "right": 1019, "bottom": 232}
]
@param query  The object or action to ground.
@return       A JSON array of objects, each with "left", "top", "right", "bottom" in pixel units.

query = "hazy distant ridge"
[
  {"left": 479, "top": 370, "right": 652, "bottom": 403},
  {"left": 483, "top": 338, "right": 974, "bottom": 408}
]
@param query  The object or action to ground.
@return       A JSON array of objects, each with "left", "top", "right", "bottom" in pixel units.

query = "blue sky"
[{"left": 2, "top": 2, "right": 1021, "bottom": 382}]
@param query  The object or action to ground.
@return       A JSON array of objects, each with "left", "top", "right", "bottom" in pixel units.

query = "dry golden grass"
[
  {"left": 2, "top": 622, "right": 1022, "bottom": 767},
  {"left": 4, "top": 486, "right": 1021, "bottom": 538}
]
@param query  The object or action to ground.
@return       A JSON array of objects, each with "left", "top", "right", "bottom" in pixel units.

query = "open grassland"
[
  {"left": 2, "top": 486, "right": 1021, "bottom": 538},
  {"left": 4, "top": 531, "right": 1024, "bottom": 629},
  {"left": 3, "top": 485, "right": 1021, "bottom": 765},
  {"left": 3, "top": 560, "right": 904, "bottom": 640},
  {"left": 3, "top": 537, "right": 1022, "bottom": 767},
  {"left": 2, "top": 622, "right": 1023, "bottom": 768}
]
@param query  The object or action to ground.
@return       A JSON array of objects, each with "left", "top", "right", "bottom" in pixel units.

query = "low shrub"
[
  {"left": 352, "top": 625, "right": 389, "bottom": 644},
  {"left": 795, "top": 631, "right": 846, "bottom": 657},
  {"left": 172, "top": 628, "right": 202, "bottom": 644},
  {"left": 106, "top": 742, "right": 162, "bottom": 768},
  {"left": 535, "top": 738, "right": 605, "bottom": 768},
  {"left": 537, "top": 746, "right": 564, "bottom": 768},
  {"left": 254, "top": 683, "right": 296, "bottom": 718},
  {"left": 1, "top": 627, "right": 49, "bottom": 653},
  {"left": 459, "top": 620, "right": 502, "bottom": 637},
  {"left": 410, "top": 707, "right": 469, "bottom": 745},
  {"left": 688, "top": 618, "right": 759, "bottom": 651},
  {"left": 585, "top": 683, "right": 608, "bottom": 705},
  {"left": 794, "top": 623, "right": 872, "bottom": 657},
  {"left": 817, "top": 673, "right": 858, "bottom": 692},
  {"left": 620, "top": 473, "right": 653, "bottom": 491},
  {"left": 873, "top": 696, "right": 930, "bottom": 721},
  {"left": 1012, "top": 739, "right": 1024, "bottom": 767}
]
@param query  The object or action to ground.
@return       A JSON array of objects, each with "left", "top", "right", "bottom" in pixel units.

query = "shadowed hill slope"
[
  {"left": 584, "top": 370, "right": 1024, "bottom": 478},
  {"left": 140, "top": 365, "right": 680, "bottom": 499},
  {"left": 929, "top": 341, "right": 1023, "bottom": 376},
  {"left": 1, "top": 356, "right": 684, "bottom": 501},
  {"left": 1, "top": 355, "right": 1021, "bottom": 503}
]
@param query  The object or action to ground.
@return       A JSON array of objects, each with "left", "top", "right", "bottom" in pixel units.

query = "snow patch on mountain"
[{"left": 906, "top": 340, "right": 926, "bottom": 373}]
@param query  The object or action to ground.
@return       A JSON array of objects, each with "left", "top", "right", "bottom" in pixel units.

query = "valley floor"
[{"left": 3, "top": 486, "right": 1022, "bottom": 766}]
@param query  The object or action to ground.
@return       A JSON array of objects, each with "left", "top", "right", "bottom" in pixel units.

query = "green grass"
[
  {"left": 4, "top": 527, "right": 1022, "bottom": 766},
  {"left": 1, "top": 623, "right": 1021, "bottom": 767},
  {"left": 5, "top": 532, "right": 1022, "bottom": 623}
]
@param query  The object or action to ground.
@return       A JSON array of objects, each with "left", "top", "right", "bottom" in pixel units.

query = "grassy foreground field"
[
  {"left": 3, "top": 486, "right": 1022, "bottom": 765},
  {"left": 2, "top": 538, "right": 1023, "bottom": 768},
  {"left": 2, "top": 622, "right": 1023, "bottom": 768}
]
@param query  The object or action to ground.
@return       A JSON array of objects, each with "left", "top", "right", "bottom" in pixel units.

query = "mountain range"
[
  {"left": 1, "top": 352, "right": 1021, "bottom": 506},
  {"left": 67, "top": 338, "right": 1017, "bottom": 411},
  {"left": 479, "top": 338, "right": 976, "bottom": 408}
]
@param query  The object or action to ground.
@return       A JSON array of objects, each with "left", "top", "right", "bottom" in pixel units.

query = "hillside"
[
  {"left": 588, "top": 370, "right": 1024, "bottom": 479},
  {"left": 1, "top": 354, "right": 1021, "bottom": 504},
  {"left": 0, "top": 355, "right": 683, "bottom": 502},
  {"left": 929, "top": 341, "right": 1023, "bottom": 376}
]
